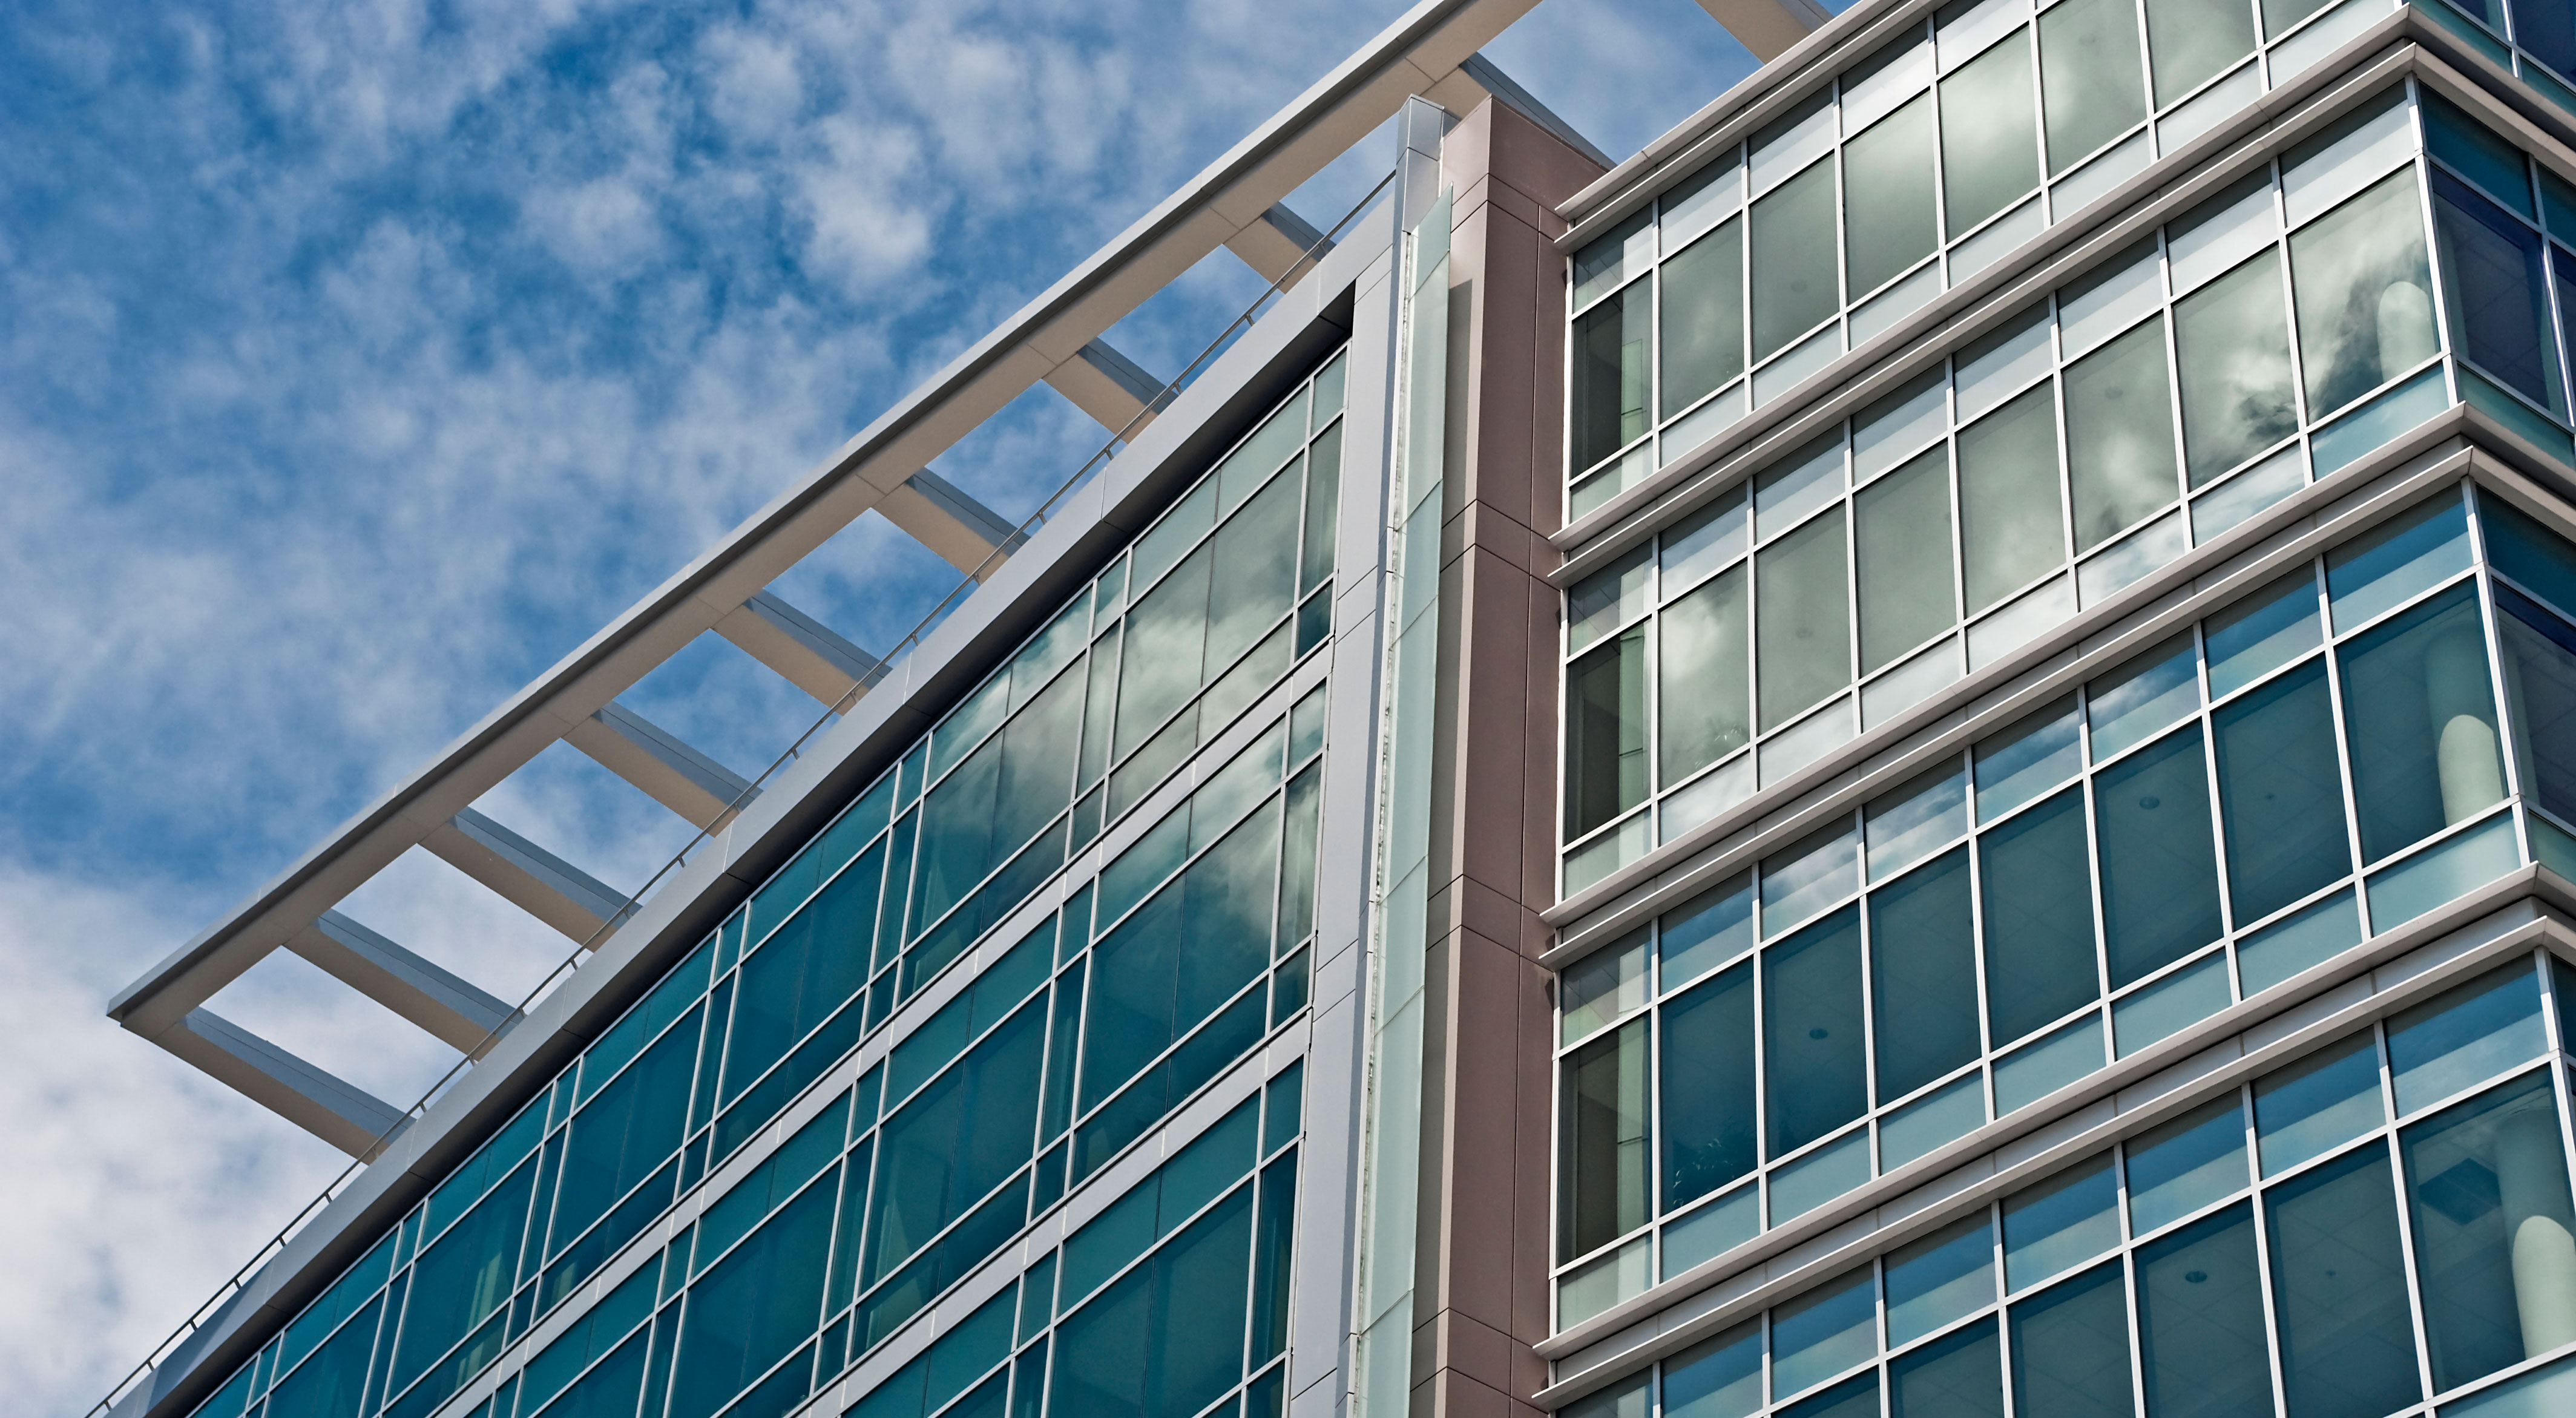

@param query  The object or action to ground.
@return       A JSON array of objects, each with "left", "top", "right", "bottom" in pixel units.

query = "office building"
[{"left": 81, "top": 0, "right": 2576, "bottom": 1414}]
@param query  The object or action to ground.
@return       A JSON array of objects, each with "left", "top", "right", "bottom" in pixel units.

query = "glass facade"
[
  {"left": 1556, "top": 478, "right": 2576, "bottom": 1324},
  {"left": 1563, "top": 0, "right": 2423, "bottom": 519},
  {"left": 1561, "top": 947, "right": 2576, "bottom": 1418},
  {"left": 180, "top": 356, "right": 1349, "bottom": 1418},
  {"left": 1559, "top": 79, "right": 2576, "bottom": 891}
]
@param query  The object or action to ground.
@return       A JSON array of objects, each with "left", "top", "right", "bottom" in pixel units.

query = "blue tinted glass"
[
  {"left": 1661, "top": 1320, "right": 1762, "bottom": 1418},
  {"left": 2204, "top": 569, "right": 2320, "bottom": 699},
  {"left": 1664, "top": 962, "right": 1756, "bottom": 1209},
  {"left": 1765, "top": 907, "right": 1867, "bottom": 1156},
  {"left": 2385, "top": 962, "right": 2546, "bottom": 1114},
  {"left": 2325, "top": 492, "right": 2474, "bottom": 632},
  {"left": 2135, "top": 1203, "right": 2270, "bottom": 1417},
  {"left": 1770, "top": 1265, "right": 1878, "bottom": 1398},
  {"left": 2266, "top": 1146, "right": 2423, "bottom": 1417},
  {"left": 2008, "top": 1262, "right": 2131, "bottom": 1418},
  {"left": 1870, "top": 849, "right": 1981, "bottom": 1101},
  {"left": 1885, "top": 1212, "right": 1996, "bottom": 1346},
  {"left": 2003, "top": 1154, "right": 2120, "bottom": 1292},
  {"left": 2125, "top": 1094, "right": 2249, "bottom": 1235},
  {"left": 1979, "top": 789, "right": 2098, "bottom": 1046},
  {"left": 2212, "top": 660, "right": 2351, "bottom": 925},
  {"left": 2253, "top": 1029, "right": 2384, "bottom": 1175},
  {"left": 2093, "top": 724, "right": 2223, "bottom": 988}
]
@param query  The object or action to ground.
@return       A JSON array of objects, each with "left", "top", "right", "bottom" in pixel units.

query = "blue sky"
[{"left": 0, "top": 0, "right": 1767, "bottom": 1407}]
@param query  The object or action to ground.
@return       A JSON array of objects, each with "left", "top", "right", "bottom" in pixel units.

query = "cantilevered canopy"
[{"left": 104, "top": 0, "right": 1816, "bottom": 1160}]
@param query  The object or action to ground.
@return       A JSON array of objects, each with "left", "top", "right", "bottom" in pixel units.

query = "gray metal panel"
[
  {"left": 163, "top": 1011, "right": 410, "bottom": 1160},
  {"left": 422, "top": 807, "right": 636, "bottom": 945},
  {"left": 287, "top": 911, "right": 518, "bottom": 1055},
  {"left": 565, "top": 700, "right": 761, "bottom": 831}
]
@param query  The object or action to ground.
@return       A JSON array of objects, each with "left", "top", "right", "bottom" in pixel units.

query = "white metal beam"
[
  {"left": 878, "top": 470, "right": 1029, "bottom": 577},
  {"left": 715, "top": 591, "right": 890, "bottom": 708},
  {"left": 421, "top": 808, "right": 636, "bottom": 947},
  {"left": 162, "top": 1011, "right": 410, "bottom": 1161},
  {"left": 1225, "top": 203, "right": 1337, "bottom": 288},
  {"left": 1689, "top": 0, "right": 1830, "bottom": 62},
  {"left": 565, "top": 701, "right": 761, "bottom": 832},
  {"left": 1044, "top": 338, "right": 1178, "bottom": 436},
  {"left": 285, "top": 911, "right": 519, "bottom": 1055}
]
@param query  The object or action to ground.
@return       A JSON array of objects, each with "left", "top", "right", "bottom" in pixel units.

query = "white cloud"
[{"left": 0, "top": 866, "right": 344, "bottom": 1408}]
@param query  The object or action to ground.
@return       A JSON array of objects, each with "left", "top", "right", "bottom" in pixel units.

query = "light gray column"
[
  {"left": 2496, "top": 1098, "right": 2576, "bottom": 1354},
  {"left": 2427, "top": 629, "right": 2506, "bottom": 822}
]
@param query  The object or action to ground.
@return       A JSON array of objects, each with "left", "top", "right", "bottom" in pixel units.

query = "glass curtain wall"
[
  {"left": 183, "top": 355, "right": 1350, "bottom": 1418},
  {"left": 1564, "top": 0, "right": 2420, "bottom": 517},
  {"left": 1555, "top": 80, "right": 2576, "bottom": 891},
  {"left": 2419, "top": 0, "right": 2576, "bottom": 124},
  {"left": 1562, "top": 948, "right": 2576, "bottom": 1418},
  {"left": 1555, "top": 478, "right": 2576, "bottom": 1324}
]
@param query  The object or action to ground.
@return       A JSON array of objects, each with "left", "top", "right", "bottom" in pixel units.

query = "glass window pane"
[
  {"left": 2204, "top": 568, "right": 2321, "bottom": 698},
  {"left": 2212, "top": 658, "right": 2353, "bottom": 924},
  {"left": 2253, "top": 1028, "right": 2385, "bottom": 1175},
  {"left": 2008, "top": 1261, "right": 2133, "bottom": 1418},
  {"left": 2095, "top": 724, "right": 2224, "bottom": 988},
  {"left": 2401, "top": 1069, "right": 2576, "bottom": 1391},
  {"left": 1751, "top": 159, "right": 1842, "bottom": 360},
  {"left": 1663, "top": 482, "right": 1751, "bottom": 592},
  {"left": 1756, "top": 505, "right": 1852, "bottom": 730},
  {"left": 1562, "top": 929, "right": 1649, "bottom": 1045},
  {"left": 1570, "top": 547, "right": 1653, "bottom": 653},
  {"left": 2004, "top": 1152, "right": 2122, "bottom": 1291},
  {"left": 2143, "top": 0, "right": 2255, "bottom": 107},
  {"left": 2324, "top": 490, "right": 2473, "bottom": 632},
  {"left": 2498, "top": 590, "right": 2576, "bottom": 825},
  {"left": 1572, "top": 282, "right": 1652, "bottom": 472},
  {"left": 1663, "top": 1319, "right": 1764, "bottom": 1418},
  {"left": 2482, "top": 490, "right": 2576, "bottom": 617},
  {"left": 1575, "top": 209, "right": 1652, "bottom": 309},
  {"left": 2135, "top": 1201, "right": 2272, "bottom": 1418},
  {"left": 1872, "top": 849, "right": 1984, "bottom": 1101},
  {"left": 2127, "top": 1093, "right": 2251, "bottom": 1235},
  {"left": 1980, "top": 788, "right": 2100, "bottom": 1046},
  {"left": 2512, "top": 0, "right": 2576, "bottom": 77},
  {"left": 1858, "top": 447, "right": 1960, "bottom": 674},
  {"left": 1662, "top": 872, "right": 1755, "bottom": 991},
  {"left": 1786, "top": 1373, "right": 1884, "bottom": 1418},
  {"left": 1764, "top": 819, "right": 1862, "bottom": 936},
  {"left": 1663, "top": 219, "right": 1746, "bottom": 416},
  {"left": 2434, "top": 171, "right": 2562, "bottom": 412},
  {"left": 1560, "top": 1017, "right": 1651, "bottom": 1258},
  {"left": 1957, "top": 384, "right": 2067, "bottom": 613},
  {"left": 1887, "top": 1212, "right": 1999, "bottom": 1346},
  {"left": 2424, "top": 95, "right": 2535, "bottom": 218},
  {"left": 1050, "top": 1186, "right": 1254, "bottom": 1418},
  {"left": 1770, "top": 1265, "right": 1879, "bottom": 1399},
  {"left": 2266, "top": 1144, "right": 2424, "bottom": 1418},
  {"left": 2289, "top": 168, "right": 2439, "bottom": 418},
  {"left": 1662, "top": 962, "right": 1758, "bottom": 1211},
  {"left": 2174, "top": 251, "right": 2300, "bottom": 487},
  {"left": 2064, "top": 317, "right": 2181, "bottom": 553},
  {"left": 1942, "top": 30, "right": 2042, "bottom": 233},
  {"left": 2088, "top": 633, "right": 2199, "bottom": 763},
  {"left": 1976, "top": 696, "right": 2083, "bottom": 821},
  {"left": 2039, "top": 0, "right": 2147, "bottom": 172},
  {"left": 2339, "top": 583, "right": 2506, "bottom": 862},
  {"left": 1757, "top": 432, "right": 1847, "bottom": 539},
  {"left": 1565, "top": 1371, "right": 1650, "bottom": 1418},
  {"left": 1661, "top": 566, "right": 1752, "bottom": 783},
  {"left": 1889, "top": 1317, "right": 2003, "bottom": 1418},
  {"left": 1847, "top": 94, "right": 1942, "bottom": 295},
  {"left": 2385, "top": 962, "right": 2548, "bottom": 1116},
  {"left": 1566, "top": 625, "right": 1649, "bottom": 839},
  {"left": 1766, "top": 906, "right": 1868, "bottom": 1157},
  {"left": 1868, "top": 762, "right": 1970, "bottom": 878}
]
